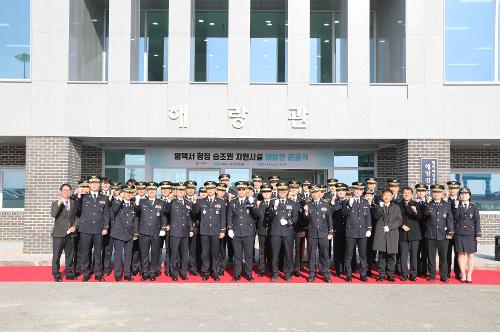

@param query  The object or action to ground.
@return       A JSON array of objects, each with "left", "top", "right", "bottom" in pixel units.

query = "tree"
[{"left": 14, "top": 53, "right": 30, "bottom": 79}]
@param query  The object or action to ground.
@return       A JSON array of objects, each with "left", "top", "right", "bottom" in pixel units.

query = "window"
[
  {"left": 445, "top": 0, "right": 497, "bottom": 82},
  {"left": 451, "top": 172, "right": 500, "bottom": 211},
  {"left": 224, "top": 168, "right": 250, "bottom": 187},
  {"left": 333, "top": 151, "right": 375, "bottom": 184},
  {"left": 310, "top": 0, "right": 347, "bottom": 83},
  {"left": 250, "top": 0, "right": 288, "bottom": 83},
  {"left": 104, "top": 149, "right": 145, "bottom": 183},
  {"left": 131, "top": 0, "right": 169, "bottom": 82},
  {"left": 370, "top": 0, "right": 406, "bottom": 83},
  {"left": 0, "top": 0, "right": 30, "bottom": 79},
  {"left": 0, "top": 169, "right": 25, "bottom": 209},
  {"left": 188, "top": 169, "right": 220, "bottom": 189},
  {"left": 153, "top": 168, "right": 186, "bottom": 183},
  {"left": 69, "top": 0, "right": 109, "bottom": 81},
  {"left": 191, "top": 0, "right": 228, "bottom": 82}
]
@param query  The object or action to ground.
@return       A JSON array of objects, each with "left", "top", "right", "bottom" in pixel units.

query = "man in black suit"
[
  {"left": 50, "top": 183, "right": 78, "bottom": 282},
  {"left": 256, "top": 183, "right": 273, "bottom": 276}
]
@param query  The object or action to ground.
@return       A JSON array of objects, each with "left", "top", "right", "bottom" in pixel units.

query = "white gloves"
[
  {"left": 228, "top": 230, "right": 234, "bottom": 238},
  {"left": 274, "top": 200, "right": 279, "bottom": 209},
  {"left": 366, "top": 230, "right": 371, "bottom": 237},
  {"left": 379, "top": 202, "right": 384, "bottom": 207},
  {"left": 159, "top": 230, "right": 166, "bottom": 237},
  {"left": 248, "top": 196, "right": 254, "bottom": 204},
  {"left": 383, "top": 226, "right": 389, "bottom": 233},
  {"left": 135, "top": 196, "right": 140, "bottom": 205},
  {"left": 349, "top": 197, "right": 354, "bottom": 207},
  {"left": 280, "top": 218, "right": 288, "bottom": 226}
]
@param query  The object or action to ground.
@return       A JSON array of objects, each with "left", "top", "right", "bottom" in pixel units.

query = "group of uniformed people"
[{"left": 50, "top": 173, "right": 481, "bottom": 283}]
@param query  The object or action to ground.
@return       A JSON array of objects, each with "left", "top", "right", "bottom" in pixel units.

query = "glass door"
[{"left": 188, "top": 169, "right": 220, "bottom": 190}]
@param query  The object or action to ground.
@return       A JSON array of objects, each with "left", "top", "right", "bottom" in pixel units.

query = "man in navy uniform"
[
  {"left": 252, "top": 174, "right": 264, "bottom": 201},
  {"left": 167, "top": 182, "right": 194, "bottom": 281},
  {"left": 288, "top": 180, "right": 306, "bottom": 277},
  {"left": 301, "top": 181, "right": 311, "bottom": 201},
  {"left": 415, "top": 183, "right": 429, "bottom": 277},
  {"left": 216, "top": 182, "right": 231, "bottom": 275},
  {"left": 343, "top": 181, "right": 372, "bottom": 282},
  {"left": 268, "top": 175, "right": 280, "bottom": 199},
  {"left": 74, "top": 175, "right": 110, "bottom": 282},
  {"left": 185, "top": 180, "right": 201, "bottom": 276},
  {"left": 303, "top": 185, "right": 334, "bottom": 282},
  {"left": 136, "top": 182, "right": 168, "bottom": 281},
  {"left": 99, "top": 176, "right": 114, "bottom": 277},
  {"left": 227, "top": 181, "right": 260, "bottom": 281},
  {"left": 388, "top": 178, "right": 402, "bottom": 203},
  {"left": 446, "top": 180, "right": 462, "bottom": 280},
  {"left": 323, "top": 178, "right": 338, "bottom": 201},
  {"left": 423, "top": 184, "right": 454, "bottom": 282},
  {"left": 269, "top": 182, "right": 299, "bottom": 282},
  {"left": 332, "top": 183, "right": 349, "bottom": 276},
  {"left": 110, "top": 184, "right": 138, "bottom": 281},
  {"left": 131, "top": 180, "right": 145, "bottom": 276},
  {"left": 158, "top": 180, "right": 173, "bottom": 276},
  {"left": 192, "top": 181, "right": 226, "bottom": 281},
  {"left": 219, "top": 174, "right": 237, "bottom": 199},
  {"left": 365, "top": 177, "right": 381, "bottom": 205},
  {"left": 256, "top": 183, "right": 273, "bottom": 276}
]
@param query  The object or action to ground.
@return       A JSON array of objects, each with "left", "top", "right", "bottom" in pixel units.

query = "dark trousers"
[
  {"left": 271, "top": 235, "right": 293, "bottom": 278},
  {"left": 200, "top": 235, "right": 221, "bottom": 276},
  {"left": 189, "top": 229, "right": 201, "bottom": 273},
  {"left": 258, "top": 235, "right": 271, "bottom": 274},
  {"left": 131, "top": 239, "right": 141, "bottom": 274},
  {"left": 102, "top": 234, "right": 113, "bottom": 274},
  {"left": 113, "top": 239, "right": 133, "bottom": 278},
  {"left": 73, "top": 234, "right": 81, "bottom": 274},
  {"left": 400, "top": 240, "right": 419, "bottom": 278},
  {"left": 52, "top": 235, "right": 75, "bottom": 277},
  {"left": 170, "top": 236, "right": 189, "bottom": 277},
  {"left": 308, "top": 237, "right": 330, "bottom": 277},
  {"left": 446, "top": 239, "right": 460, "bottom": 278},
  {"left": 292, "top": 233, "right": 304, "bottom": 273},
  {"left": 333, "top": 234, "right": 346, "bottom": 274},
  {"left": 345, "top": 237, "right": 367, "bottom": 278},
  {"left": 219, "top": 235, "right": 234, "bottom": 272},
  {"left": 377, "top": 251, "right": 396, "bottom": 277},
  {"left": 232, "top": 236, "right": 254, "bottom": 277},
  {"left": 79, "top": 232, "right": 103, "bottom": 278},
  {"left": 426, "top": 238, "right": 449, "bottom": 280},
  {"left": 139, "top": 234, "right": 161, "bottom": 277},
  {"left": 367, "top": 236, "right": 376, "bottom": 275},
  {"left": 157, "top": 233, "right": 170, "bottom": 274},
  {"left": 417, "top": 238, "right": 428, "bottom": 276}
]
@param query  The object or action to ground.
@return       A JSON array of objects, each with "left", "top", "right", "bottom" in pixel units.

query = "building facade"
[{"left": 0, "top": 0, "right": 499, "bottom": 253}]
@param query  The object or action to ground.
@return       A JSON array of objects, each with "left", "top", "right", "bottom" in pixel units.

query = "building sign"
[
  {"left": 168, "top": 106, "right": 188, "bottom": 128},
  {"left": 149, "top": 148, "right": 335, "bottom": 169},
  {"left": 421, "top": 158, "right": 438, "bottom": 185},
  {"left": 288, "top": 107, "right": 309, "bottom": 129},
  {"left": 228, "top": 106, "right": 248, "bottom": 129}
]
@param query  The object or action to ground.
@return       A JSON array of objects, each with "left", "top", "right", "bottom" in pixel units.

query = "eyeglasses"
[{"left": 237, "top": 188, "right": 246, "bottom": 191}]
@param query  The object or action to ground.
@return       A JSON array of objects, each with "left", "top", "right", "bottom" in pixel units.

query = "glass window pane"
[
  {"left": 1, "top": 169, "right": 25, "bottom": 208},
  {"left": 69, "top": 0, "right": 109, "bottom": 81},
  {"left": 445, "top": 0, "right": 495, "bottom": 82},
  {"left": 188, "top": 170, "right": 220, "bottom": 190},
  {"left": 334, "top": 151, "right": 374, "bottom": 167},
  {"left": 105, "top": 167, "right": 145, "bottom": 183},
  {"left": 461, "top": 173, "right": 500, "bottom": 211},
  {"left": 105, "top": 149, "right": 145, "bottom": 166},
  {"left": 250, "top": 0, "right": 288, "bottom": 83},
  {"left": 153, "top": 168, "right": 186, "bottom": 182},
  {"left": 0, "top": 1, "right": 30, "bottom": 79},
  {"left": 310, "top": 0, "right": 347, "bottom": 83},
  {"left": 370, "top": 0, "right": 406, "bottom": 83},
  {"left": 224, "top": 169, "right": 250, "bottom": 188},
  {"left": 192, "top": 0, "right": 228, "bottom": 82},
  {"left": 334, "top": 169, "right": 375, "bottom": 185}
]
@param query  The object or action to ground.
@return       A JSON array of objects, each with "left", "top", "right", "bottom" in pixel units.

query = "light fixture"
[
  {"left": 91, "top": 19, "right": 98, "bottom": 22},
  {"left": 324, "top": 23, "right": 330, "bottom": 26},
  {"left": 334, "top": 20, "right": 340, "bottom": 24},
  {"left": 154, "top": 54, "right": 159, "bottom": 57},
  {"left": 378, "top": 40, "right": 386, "bottom": 43},
  {"left": 264, "top": 39, "right": 269, "bottom": 42},
  {"left": 267, "top": 23, "right": 272, "bottom": 26},
  {"left": 317, "top": 55, "right": 321, "bottom": 58},
  {"left": 204, "top": 38, "right": 208, "bottom": 42},
  {"left": 209, "top": 22, "right": 215, "bottom": 26},
  {"left": 265, "top": 20, "right": 271, "bottom": 23},
  {"left": 152, "top": 22, "right": 159, "bottom": 25},
  {"left": 198, "top": 19, "right": 204, "bottom": 23},
  {"left": 262, "top": 54, "right": 268, "bottom": 58},
  {"left": 324, "top": 40, "right": 330, "bottom": 43},
  {"left": 209, "top": 54, "right": 213, "bottom": 57},
  {"left": 397, "top": 20, "right": 403, "bottom": 24}
]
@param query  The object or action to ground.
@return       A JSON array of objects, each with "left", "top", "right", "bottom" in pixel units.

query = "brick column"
[
  {"left": 23, "top": 137, "right": 81, "bottom": 254},
  {"left": 81, "top": 145, "right": 103, "bottom": 179}
]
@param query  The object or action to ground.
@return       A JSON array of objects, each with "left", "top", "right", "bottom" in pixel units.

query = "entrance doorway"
[{"left": 253, "top": 169, "right": 327, "bottom": 185}]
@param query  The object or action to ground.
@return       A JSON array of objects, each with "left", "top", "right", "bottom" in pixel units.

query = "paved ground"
[{"left": 0, "top": 283, "right": 498, "bottom": 331}]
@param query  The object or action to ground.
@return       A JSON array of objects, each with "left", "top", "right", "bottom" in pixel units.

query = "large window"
[
  {"left": 370, "top": 0, "right": 406, "bottom": 83},
  {"left": 451, "top": 172, "right": 500, "bottom": 211},
  {"left": 131, "top": 0, "right": 169, "bottom": 82},
  {"left": 333, "top": 151, "right": 375, "bottom": 184},
  {"left": 191, "top": 0, "right": 228, "bottom": 82},
  {"left": 0, "top": 168, "right": 25, "bottom": 209},
  {"left": 104, "top": 149, "right": 145, "bottom": 183},
  {"left": 0, "top": 0, "right": 30, "bottom": 79},
  {"left": 310, "top": 0, "right": 347, "bottom": 83},
  {"left": 445, "top": 0, "right": 497, "bottom": 82},
  {"left": 69, "top": 0, "right": 109, "bottom": 81},
  {"left": 250, "top": 0, "right": 288, "bottom": 83}
]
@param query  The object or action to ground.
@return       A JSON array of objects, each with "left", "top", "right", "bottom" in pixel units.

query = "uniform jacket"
[
  {"left": 110, "top": 200, "right": 138, "bottom": 241},
  {"left": 268, "top": 198, "right": 299, "bottom": 237},
  {"left": 166, "top": 198, "right": 194, "bottom": 238},
  {"left": 136, "top": 198, "right": 168, "bottom": 236},
  {"left": 342, "top": 197, "right": 372, "bottom": 239},
  {"left": 192, "top": 197, "right": 227, "bottom": 236},
  {"left": 453, "top": 202, "right": 481, "bottom": 237},
  {"left": 226, "top": 197, "right": 259, "bottom": 237},
  {"left": 423, "top": 200, "right": 454, "bottom": 240},
  {"left": 304, "top": 200, "right": 333, "bottom": 239},
  {"left": 50, "top": 199, "right": 78, "bottom": 237},
  {"left": 74, "top": 193, "right": 110, "bottom": 234}
]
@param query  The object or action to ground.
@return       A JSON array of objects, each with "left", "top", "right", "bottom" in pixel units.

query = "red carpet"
[{"left": 0, "top": 267, "right": 499, "bottom": 284}]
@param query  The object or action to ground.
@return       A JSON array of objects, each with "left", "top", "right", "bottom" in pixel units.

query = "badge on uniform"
[
  {"left": 155, "top": 204, "right": 161, "bottom": 209},
  {"left": 215, "top": 204, "right": 221, "bottom": 209},
  {"left": 157, "top": 212, "right": 160, "bottom": 217},
  {"left": 202, "top": 209, "right": 206, "bottom": 214},
  {"left": 99, "top": 201, "right": 105, "bottom": 205},
  {"left": 286, "top": 205, "right": 292, "bottom": 210},
  {"left": 321, "top": 207, "right": 327, "bottom": 212},
  {"left": 443, "top": 213, "right": 447, "bottom": 218},
  {"left": 469, "top": 214, "right": 473, "bottom": 219},
  {"left": 186, "top": 205, "right": 191, "bottom": 209}
]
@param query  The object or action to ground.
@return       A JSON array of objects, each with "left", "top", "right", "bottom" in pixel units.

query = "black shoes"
[
  {"left": 258, "top": 272, "right": 265, "bottom": 277},
  {"left": 387, "top": 276, "right": 396, "bottom": 282},
  {"left": 376, "top": 276, "right": 385, "bottom": 282},
  {"left": 180, "top": 274, "right": 188, "bottom": 280},
  {"left": 141, "top": 274, "right": 149, "bottom": 281},
  {"left": 95, "top": 276, "right": 105, "bottom": 282},
  {"left": 409, "top": 276, "right": 417, "bottom": 281},
  {"left": 271, "top": 276, "right": 279, "bottom": 282},
  {"left": 360, "top": 276, "right": 368, "bottom": 282},
  {"left": 172, "top": 275, "right": 178, "bottom": 281},
  {"left": 213, "top": 275, "right": 220, "bottom": 281},
  {"left": 246, "top": 275, "right": 254, "bottom": 282},
  {"left": 190, "top": 271, "right": 199, "bottom": 276},
  {"left": 82, "top": 275, "right": 90, "bottom": 282},
  {"left": 232, "top": 275, "right": 241, "bottom": 281},
  {"left": 124, "top": 276, "right": 134, "bottom": 281},
  {"left": 115, "top": 276, "right": 122, "bottom": 281},
  {"left": 104, "top": 271, "right": 112, "bottom": 277},
  {"left": 440, "top": 277, "right": 449, "bottom": 283},
  {"left": 203, "top": 275, "right": 209, "bottom": 281},
  {"left": 65, "top": 275, "right": 75, "bottom": 280},
  {"left": 307, "top": 276, "right": 315, "bottom": 282},
  {"left": 400, "top": 276, "right": 408, "bottom": 281},
  {"left": 345, "top": 276, "right": 352, "bottom": 282},
  {"left": 285, "top": 277, "right": 292, "bottom": 282},
  {"left": 54, "top": 276, "right": 62, "bottom": 282},
  {"left": 293, "top": 271, "right": 301, "bottom": 277},
  {"left": 149, "top": 276, "right": 156, "bottom": 281}
]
